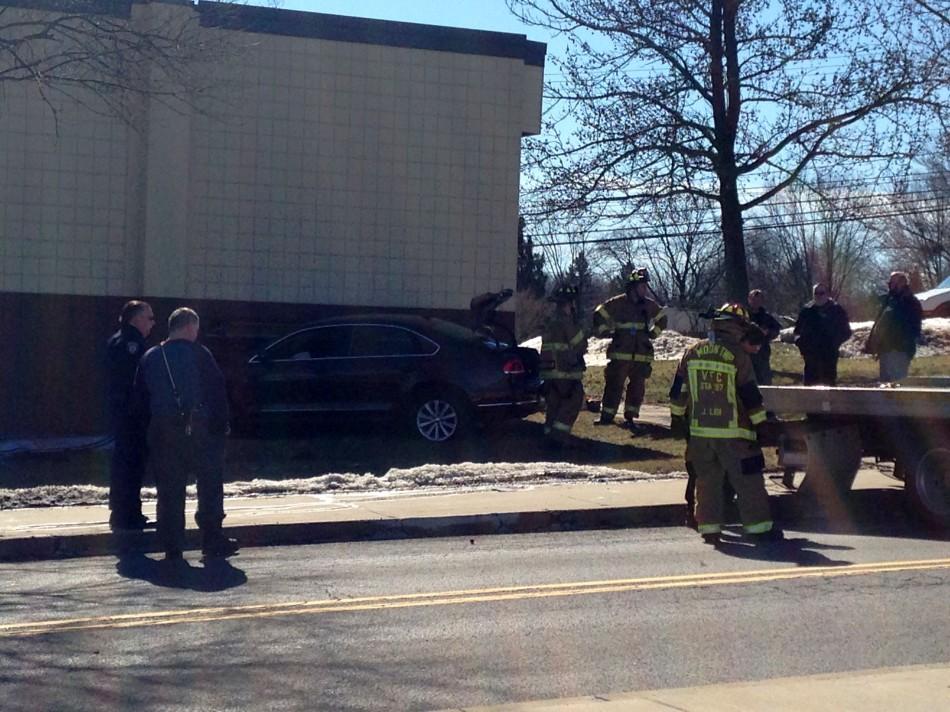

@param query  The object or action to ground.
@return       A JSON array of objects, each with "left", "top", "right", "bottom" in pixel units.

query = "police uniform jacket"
[
  {"left": 593, "top": 294, "right": 667, "bottom": 363},
  {"left": 669, "top": 320, "right": 767, "bottom": 441},
  {"left": 134, "top": 339, "right": 230, "bottom": 435},
  {"left": 106, "top": 324, "right": 147, "bottom": 420},
  {"left": 540, "top": 315, "right": 587, "bottom": 381}
]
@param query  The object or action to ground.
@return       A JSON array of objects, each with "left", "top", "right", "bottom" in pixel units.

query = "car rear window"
[{"left": 349, "top": 325, "right": 436, "bottom": 357}]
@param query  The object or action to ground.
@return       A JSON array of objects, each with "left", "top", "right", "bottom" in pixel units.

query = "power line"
[
  {"left": 522, "top": 191, "right": 948, "bottom": 237},
  {"left": 532, "top": 204, "right": 950, "bottom": 247}
]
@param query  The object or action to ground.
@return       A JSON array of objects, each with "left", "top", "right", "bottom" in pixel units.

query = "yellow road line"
[{"left": 2, "top": 558, "right": 947, "bottom": 639}]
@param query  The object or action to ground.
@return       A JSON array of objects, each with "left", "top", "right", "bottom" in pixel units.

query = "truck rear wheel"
[{"left": 904, "top": 447, "right": 950, "bottom": 529}]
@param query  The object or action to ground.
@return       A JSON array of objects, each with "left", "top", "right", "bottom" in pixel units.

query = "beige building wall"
[
  {"left": 0, "top": 1, "right": 545, "bottom": 314},
  {"left": 0, "top": 83, "right": 135, "bottom": 297}
]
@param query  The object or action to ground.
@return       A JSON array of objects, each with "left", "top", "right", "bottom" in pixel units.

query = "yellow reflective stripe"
[
  {"left": 634, "top": 353, "right": 653, "bottom": 363},
  {"left": 542, "top": 342, "right": 569, "bottom": 351},
  {"left": 614, "top": 321, "right": 647, "bottom": 329},
  {"left": 602, "top": 407, "right": 617, "bottom": 416},
  {"left": 552, "top": 421, "right": 572, "bottom": 433},
  {"left": 594, "top": 304, "right": 614, "bottom": 324},
  {"left": 744, "top": 521, "right": 773, "bottom": 534},
  {"left": 650, "top": 325, "right": 663, "bottom": 338},
  {"left": 669, "top": 403, "right": 687, "bottom": 416},
  {"left": 698, "top": 524, "right": 722, "bottom": 534},
  {"left": 540, "top": 370, "right": 584, "bottom": 380},
  {"left": 688, "top": 426, "right": 756, "bottom": 441},
  {"left": 749, "top": 408, "right": 767, "bottom": 425},
  {"left": 569, "top": 329, "right": 586, "bottom": 347}
]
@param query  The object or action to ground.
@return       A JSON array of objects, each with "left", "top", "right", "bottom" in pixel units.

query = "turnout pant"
[
  {"left": 109, "top": 415, "right": 147, "bottom": 525},
  {"left": 686, "top": 438, "right": 773, "bottom": 535},
  {"left": 544, "top": 380, "right": 584, "bottom": 441},
  {"left": 602, "top": 360, "right": 651, "bottom": 420},
  {"left": 147, "top": 416, "right": 226, "bottom": 554}
]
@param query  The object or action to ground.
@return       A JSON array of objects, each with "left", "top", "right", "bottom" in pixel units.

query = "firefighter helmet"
[
  {"left": 548, "top": 284, "right": 580, "bottom": 303},
  {"left": 714, "top": 302, "right": 752, "bottom": 324},
  {"left": 626, "top": 268, "right": 650, "bottom": 286}
]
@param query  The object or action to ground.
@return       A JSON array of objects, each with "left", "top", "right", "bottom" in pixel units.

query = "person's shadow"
[
  {"left": 713, "top": 532, "right": 854, "bottom": 566},
  {"left": 115, "top": 552, "right": 247, "bottom": 591}
]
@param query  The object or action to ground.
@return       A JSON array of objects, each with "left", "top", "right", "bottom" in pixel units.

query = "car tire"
[
  {"left": 903, "top": 446, "right": 950, "bottom": 530},
  {"left": 411, "top": 391, "right": 470, "bottom": 443}
]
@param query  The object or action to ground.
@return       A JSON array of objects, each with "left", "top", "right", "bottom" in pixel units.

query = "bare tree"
[
  {"left": 0, "top": 0, "right": 260, "bottom": 125},
  {"left": 595, "top": 197, "right": 725, "bottom": 307},
  {"left": 508, "top": 0, "right": 949, "bottom": 301},
  {"left": 746, "top": 181, "right": 881, "bottom": 312},
  {"left": 881, "top": 157, "right": 950, "bottom": 287}
]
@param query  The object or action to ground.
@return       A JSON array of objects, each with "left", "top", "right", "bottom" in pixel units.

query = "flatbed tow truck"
[{"left": 761, "top": 379, "right": 950, "bottom": 529}]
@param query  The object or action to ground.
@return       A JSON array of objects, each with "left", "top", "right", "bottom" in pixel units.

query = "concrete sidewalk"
[
  {"left": 0, "top": 468, "right": 903, "bottom": 562},
  {"left": 448, "top": 663, "right": 950, "bottom": 711}
]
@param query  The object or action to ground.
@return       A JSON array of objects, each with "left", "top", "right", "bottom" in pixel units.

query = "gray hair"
[{"left": 167, "top": 307, "right": 199, "bottom": 333}]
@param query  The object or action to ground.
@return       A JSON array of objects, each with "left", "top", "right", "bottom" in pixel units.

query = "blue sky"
[{"left": 278, "top": 1, "right": 546, "bottom": 37}]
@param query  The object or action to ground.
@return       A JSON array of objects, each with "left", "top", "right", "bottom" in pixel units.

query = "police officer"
[
  {"left": 539, "top": 284, "right": 587, "bottom": 448},
  {"left": 106, "top": 300, "right": 154, "bottom": 530},
  {"left": 669, "top": 304, "right": 780, "bottom": 544},
  {"left": 593, "top": 268, "right": 667, "bottom": 431},
  {"left": 133, "top": 307, "right": 237, "bottom": 561}
]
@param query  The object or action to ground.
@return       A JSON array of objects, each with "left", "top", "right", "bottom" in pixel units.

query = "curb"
[
  {"left": 0, "top": 503, "right": 686, "bottom": 563},
  {"left": 0, "top": 489, "right": 929, "bottom": 563}
]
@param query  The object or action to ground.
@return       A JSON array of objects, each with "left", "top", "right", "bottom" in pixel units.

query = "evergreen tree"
[{"left": 517, "top": 217, "right": 548, "bottom": 297}]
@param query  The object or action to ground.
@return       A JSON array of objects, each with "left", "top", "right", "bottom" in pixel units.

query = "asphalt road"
[{"left": 0, "top": 524, "right": 947, "bottom": 711}]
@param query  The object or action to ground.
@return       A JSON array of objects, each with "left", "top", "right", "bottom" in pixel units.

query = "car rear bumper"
[{"left": 475, "top": 396, "right": 541, "bottom": 421}]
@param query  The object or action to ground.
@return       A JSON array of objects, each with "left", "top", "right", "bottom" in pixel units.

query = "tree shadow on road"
[
  {"left": 115, "top": 552, "right": 247, "bottom": 591},
  {"left": 713, "top": 532, "right": 854, "bottom": 566}
]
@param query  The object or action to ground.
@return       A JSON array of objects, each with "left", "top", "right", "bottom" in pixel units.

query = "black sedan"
[{"left": 230, "top": 314, "right": 541, "bottom": 442}]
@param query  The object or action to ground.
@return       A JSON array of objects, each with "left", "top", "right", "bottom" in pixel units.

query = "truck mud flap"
[{"left": 798, "top": 423, "right": 863, "bottom": 518}]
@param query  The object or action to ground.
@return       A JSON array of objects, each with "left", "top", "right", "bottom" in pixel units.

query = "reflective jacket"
[
  {"left": 593, "top": 294, "right": 667, "bottom": 363},
  {"left": 668, "top": 322, "right": 767, "bottom": 441},
  {"left": 540, "top": 315, "right": 587, "bottom": 381}
]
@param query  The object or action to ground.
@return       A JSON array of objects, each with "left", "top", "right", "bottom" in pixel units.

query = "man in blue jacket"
[{"left": 133, "top": 307, "right": 237, "bottom": 561}]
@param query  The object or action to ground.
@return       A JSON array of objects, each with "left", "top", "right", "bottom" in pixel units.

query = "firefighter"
[
  {"left": 593, "top": 268, "right": 667, "bottom": 431},
  {"left": 539, "top": 284, "right": 587, "bottom": 448},
  {"left": 669, "top": 303, "right": 781, "bottom": 544}
]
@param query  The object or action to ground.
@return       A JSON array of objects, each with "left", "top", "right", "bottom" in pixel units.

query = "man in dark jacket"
[
  {"left": 133, "top": 307, "right": 237, "bottom": 561},
  {"left": 793, "top": 283, "right": 852, "bottom": 386},
  {"left": 747, "top": 289, "right": 783, "bottom": 385},
  {"left": 106, "top": 300, "right": 154, "bottom": 530},
  {"left": 869, "top": 271, "right": 923, "bottom": 382}
]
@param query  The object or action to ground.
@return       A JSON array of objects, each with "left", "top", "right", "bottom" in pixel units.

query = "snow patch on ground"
[
  {"left": 524, "top": 317, "right": 950, "bottom": 364},
  {"left": 522, "top": 331, "right": 701, "bottom": 365},
  {"left": 0, "top": 462, "right": 685, "bottom": 510},
  {"left": 780, "top": 317, "right": 950, "bottom": 359}
]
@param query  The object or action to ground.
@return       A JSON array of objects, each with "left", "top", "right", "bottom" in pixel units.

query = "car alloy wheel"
[{"left": 415, "top": 398, "right": 460, "bottom": 442}]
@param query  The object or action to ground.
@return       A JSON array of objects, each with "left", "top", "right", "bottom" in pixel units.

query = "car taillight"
[{"left": 502, "top": 357, "right": 526, "bottom": 375}]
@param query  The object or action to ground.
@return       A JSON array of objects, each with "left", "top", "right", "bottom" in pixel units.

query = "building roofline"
[
  {"left": 0, "top": 0, "right": 131, "bottom": 17},
  {"left": 1, "top": 1, "right": 546, "bottom": 66},
  {"left": 197, "top": 2, "right": 546, "bottom": 67}
]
